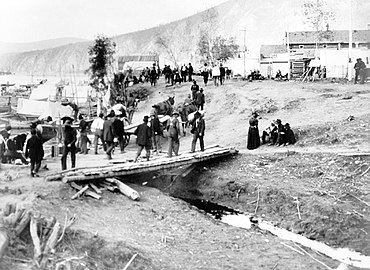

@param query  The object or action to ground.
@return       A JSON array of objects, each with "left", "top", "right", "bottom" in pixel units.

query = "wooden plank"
[
  {"left": 71, "top": 185, "right": 89, "bottom": 200},
  {"left": 70, "top": 183, "right": 101, "bottom": 200},
  {"left": 89, "top": 183, "right": 102, "bottom": 194}
]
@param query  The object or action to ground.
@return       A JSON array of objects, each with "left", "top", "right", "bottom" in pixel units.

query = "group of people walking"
[
  {"left": 133, "top": 110, "right": 205, "bottom": 162},
  {"left": 162, "top": 63, "right": 194, "bottom": 86},
  {"left": 247, "top": 112, "right": 296, "bottom": 150}
]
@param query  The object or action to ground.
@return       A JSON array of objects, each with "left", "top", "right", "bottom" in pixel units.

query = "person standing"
[
  {"left": 103, "top": 111, "right": 116, "bottom": 160},
  {"left": 212, "top": 64, "right": 220, "bottom": 86},
  {"left": 354, "top": 58, "right": 366, "bottom": 84},
  {"left": 247, "top": 112, "right": 260, "bottom": 150},
  {"left": 150, "top": 111, "right": 162, "bottom": 154},
  {"left": 190, "top": 112, "right": 205, "bottom": 152},
  {"left": 167, "top": 111, "right": 181, "bottom": 157},
  {"left": 190, "top": 80, "right": 199, "bottom": 100},
  {"left": 78, "top": 114, "right": 89, "bottom": 154},
  {"left": 90, "top": 113, "right": 106, "bottom": 154},
  {"left": 112, "top": 113, "right": 126, "bottom": 153},
  {"left": 219, "top": 63, "right": 226, "bottom": 85},
  {"left": 195, "top": 88, "right": 205, "bottom": 110},
  {"left": 134, "top": 116, "right": 152, "bottom": 162},
  {"left": 188, "top": 63, "right": 194, "bottom": 82},
  {"left": 202, "top": 63, "right": 209, "bottom": 86},
  {"left": 126, "top": 93, "right": 137, "bottom": 124},
  {"left": 150, "top": 65, "right": 157, "bottom": 86},
  {"left": 61, "top": 119, "right": 77, "bottom": 170},
  {"left": 25, "top": 128, "right": 44, "bottom": 177}
]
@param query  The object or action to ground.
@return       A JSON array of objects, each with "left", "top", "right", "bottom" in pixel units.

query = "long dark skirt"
[{"left": 247, "top": 127, "right": 260, "bottom": 150}]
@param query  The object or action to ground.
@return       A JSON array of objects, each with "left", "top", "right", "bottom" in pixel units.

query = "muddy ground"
[{"left": 0, "top": 78, "right": 369, "bottom": 269}]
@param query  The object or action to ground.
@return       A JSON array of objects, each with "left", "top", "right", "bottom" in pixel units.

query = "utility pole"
[
  {"left": 240, "top": 28, "right": 247, "bottom": 77},
  {"left": 348, "top": 0, "right": 353, "bottom": 81}
]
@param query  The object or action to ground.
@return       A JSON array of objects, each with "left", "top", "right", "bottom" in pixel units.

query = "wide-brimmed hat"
[
  {"left": 194, "top": 111, "right": 201, "bottom": 117},
  {"left": 143, "top": 116, "right": 149, "bottom": 121},
  {"left": 172, "top": 111, "right": 180, "bottom": 116},
  {"left": 61, "top": 115, "right": 74, "bottom": 123},
  {"left": 276, "top": 119, "right": 282, "bottom": 124}
]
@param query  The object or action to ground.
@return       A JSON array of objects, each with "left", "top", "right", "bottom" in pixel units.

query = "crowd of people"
[{"left": 247, "top": 112, "right": 296, "bottom": 150}]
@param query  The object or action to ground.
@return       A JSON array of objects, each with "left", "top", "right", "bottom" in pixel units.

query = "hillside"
[
  {"left": 0, "top": 37, "right": 88, "bottom": 55},
  {"left": 0, "top": 0, "right": 369, "bottom": 75}
]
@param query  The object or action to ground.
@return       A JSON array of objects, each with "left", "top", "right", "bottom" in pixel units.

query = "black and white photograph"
[{"left": 0, "top": 0, "right": 369, "bottom": 269}]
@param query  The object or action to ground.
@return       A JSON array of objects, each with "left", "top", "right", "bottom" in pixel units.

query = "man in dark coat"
[
  {"left": 112, "top": 114, "right": 126, "bottom": 153},
  {"left": 195, "top": 88, "right": 205, "bottom": 110},
  {"left": 61, "top": 119, "right": 77, "bottom": 170},
  {"left": 150, "top": 65, "right": 157, "bottom": 86},
  {"left": 134, "top": 116, "right": 152, "bottom": 162},
  {"left": 284, "top": 123, "right": 296, "bottom": 145},
  {"left": 103, "top": 111, "right": 115, "bottom": 160},
  {"left": 247, "top": 112, "right": 260, "bottom": 150},
  {"left": 275, "top": 119, "right": 286, "bottom": 146},
  {"left": 188, "top": 63, "right": 194, "bottom": 82},
  {"left": 150, "top": 112, "right": 162, "bottom": 154},
  {"left": 219, "top": 63, "right": 226, "bottom": 85},
  {"left": 354, "top": 58, "right": 366, "bottom": 84},
  {"left": 191, "top": 80, "right": 199, "bottom": 100},
  {"left": 190, "top": 112, "right": 205, "bottom": 152},
  {"left": 25, "top": 128, "right": 44, "bottom": 177}
]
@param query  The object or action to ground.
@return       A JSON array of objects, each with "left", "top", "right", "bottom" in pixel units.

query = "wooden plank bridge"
[{"left": 45, "top": 146, "right": 238, "bottom": 183}]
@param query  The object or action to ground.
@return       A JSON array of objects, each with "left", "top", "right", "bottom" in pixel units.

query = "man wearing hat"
[
  {"left": 195, "top": 88, "right": 205, "bottom": 110},
  {"left": 134, "top": 116, "right": 152, "bottom": 162},
  {"left": 275, "top": 119, "right": 286, "bottom": 146},
  {"left": 167, "top": 111, "right": 181, "bottom": 157},
  {"left": 190, "top": 111, "right": 205, "bottom": 152},
  {"left": 61, "top": 119, "right": 77, "bottom": 170},
  {"left": 150, "top": 111, "right": 162, "bottom": 154},
  {"left": 354, "top": 58, "right": 366, "bottom": 84},
  {"left": 191, "top": 80, "right": 199, "bottom": 101}
]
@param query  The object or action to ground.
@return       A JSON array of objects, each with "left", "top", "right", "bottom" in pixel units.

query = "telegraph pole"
[
  {"left": 348, "top": 0, "right": 353, "bottom": 81},
  {"left": 240, "top": 28, "right": 247, "bottom": 77}
]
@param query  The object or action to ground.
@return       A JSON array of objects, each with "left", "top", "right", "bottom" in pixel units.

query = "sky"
[{"left": 0, "top": 0, "right": 227, "bottom": 43}]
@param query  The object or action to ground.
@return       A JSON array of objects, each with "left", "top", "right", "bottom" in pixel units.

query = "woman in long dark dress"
[{"left": 247, "top": 112, "right": 260, "bottom": 150}]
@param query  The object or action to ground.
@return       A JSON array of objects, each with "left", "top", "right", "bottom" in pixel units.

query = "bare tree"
[
  {"left": 303, "top": 0, "right": 335, "bottom": 50},
  {"left": 197, "top": 8, "right": 219, "bottom": 62}
]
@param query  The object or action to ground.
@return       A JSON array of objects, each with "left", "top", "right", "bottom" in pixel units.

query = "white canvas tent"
[{"left": 16, "top": 98, "right": 73, "bottom": 119}]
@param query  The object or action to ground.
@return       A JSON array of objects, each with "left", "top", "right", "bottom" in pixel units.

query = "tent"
[{"left": 16, "top": 98, "right": 73, "bottom": 119}]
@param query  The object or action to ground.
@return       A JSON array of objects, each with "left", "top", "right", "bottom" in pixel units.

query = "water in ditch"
[{"left": 180, "top": 198, "right": 255, "bottom": 230}]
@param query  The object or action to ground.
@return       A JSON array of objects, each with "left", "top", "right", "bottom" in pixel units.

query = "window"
[{"left": 299, "top": 45, "right": 305, "bottom": 49}]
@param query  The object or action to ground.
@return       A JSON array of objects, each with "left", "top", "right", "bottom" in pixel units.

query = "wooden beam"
[
  {"left": 70, "top": 183, "right": 101, "bottom": 200},
  {"left": 71, "top": 185, "right": 89, "bottom": 200}
]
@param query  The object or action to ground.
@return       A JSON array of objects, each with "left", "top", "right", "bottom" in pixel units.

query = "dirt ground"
[{"left": 0, "top": 77, "right": 369, "bottom": 269}]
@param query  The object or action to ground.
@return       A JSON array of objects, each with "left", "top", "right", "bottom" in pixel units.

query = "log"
[
  {"left": 40, "top": 222, "right": 61, "bottom": 268},
  {"left": 0, "top": 228, "right": 9, "bottom": 259},
  {"left": 181, "top": 164, "right": 198, "bottom": 178},
  {"left": 71, "top": 185, "right": 89, "bottom": 200},
  {"left": 30, "top": 216, "right": 42, "bottom": 262},
  {"left": 105, "top": 178, "right": 140, "bottom": 200},
  {"left": 70, "top": 183, "right": 101, "bottom": 200},
  {"left": 89, "top": 183, "right": 102, "bottom": 194},
  {"left": 15, "top": 210, "right": 31, "bottom": 236}
]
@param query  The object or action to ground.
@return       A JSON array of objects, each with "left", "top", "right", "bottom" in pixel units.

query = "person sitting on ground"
[
  {"left": 134, "top": 116, "right": 152, "bottom": 162},
  {"left": 284, "top": 123, "right": 296, "bottom": 145},
  {"left": 262, "top": 122, "right": 277, "bottom": 144},
  {"left": 275, "top": 119, "right": 286, "bottom": 146},
  {"left": 25, "top": 128, "right": 44, "bottom": 177}
]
